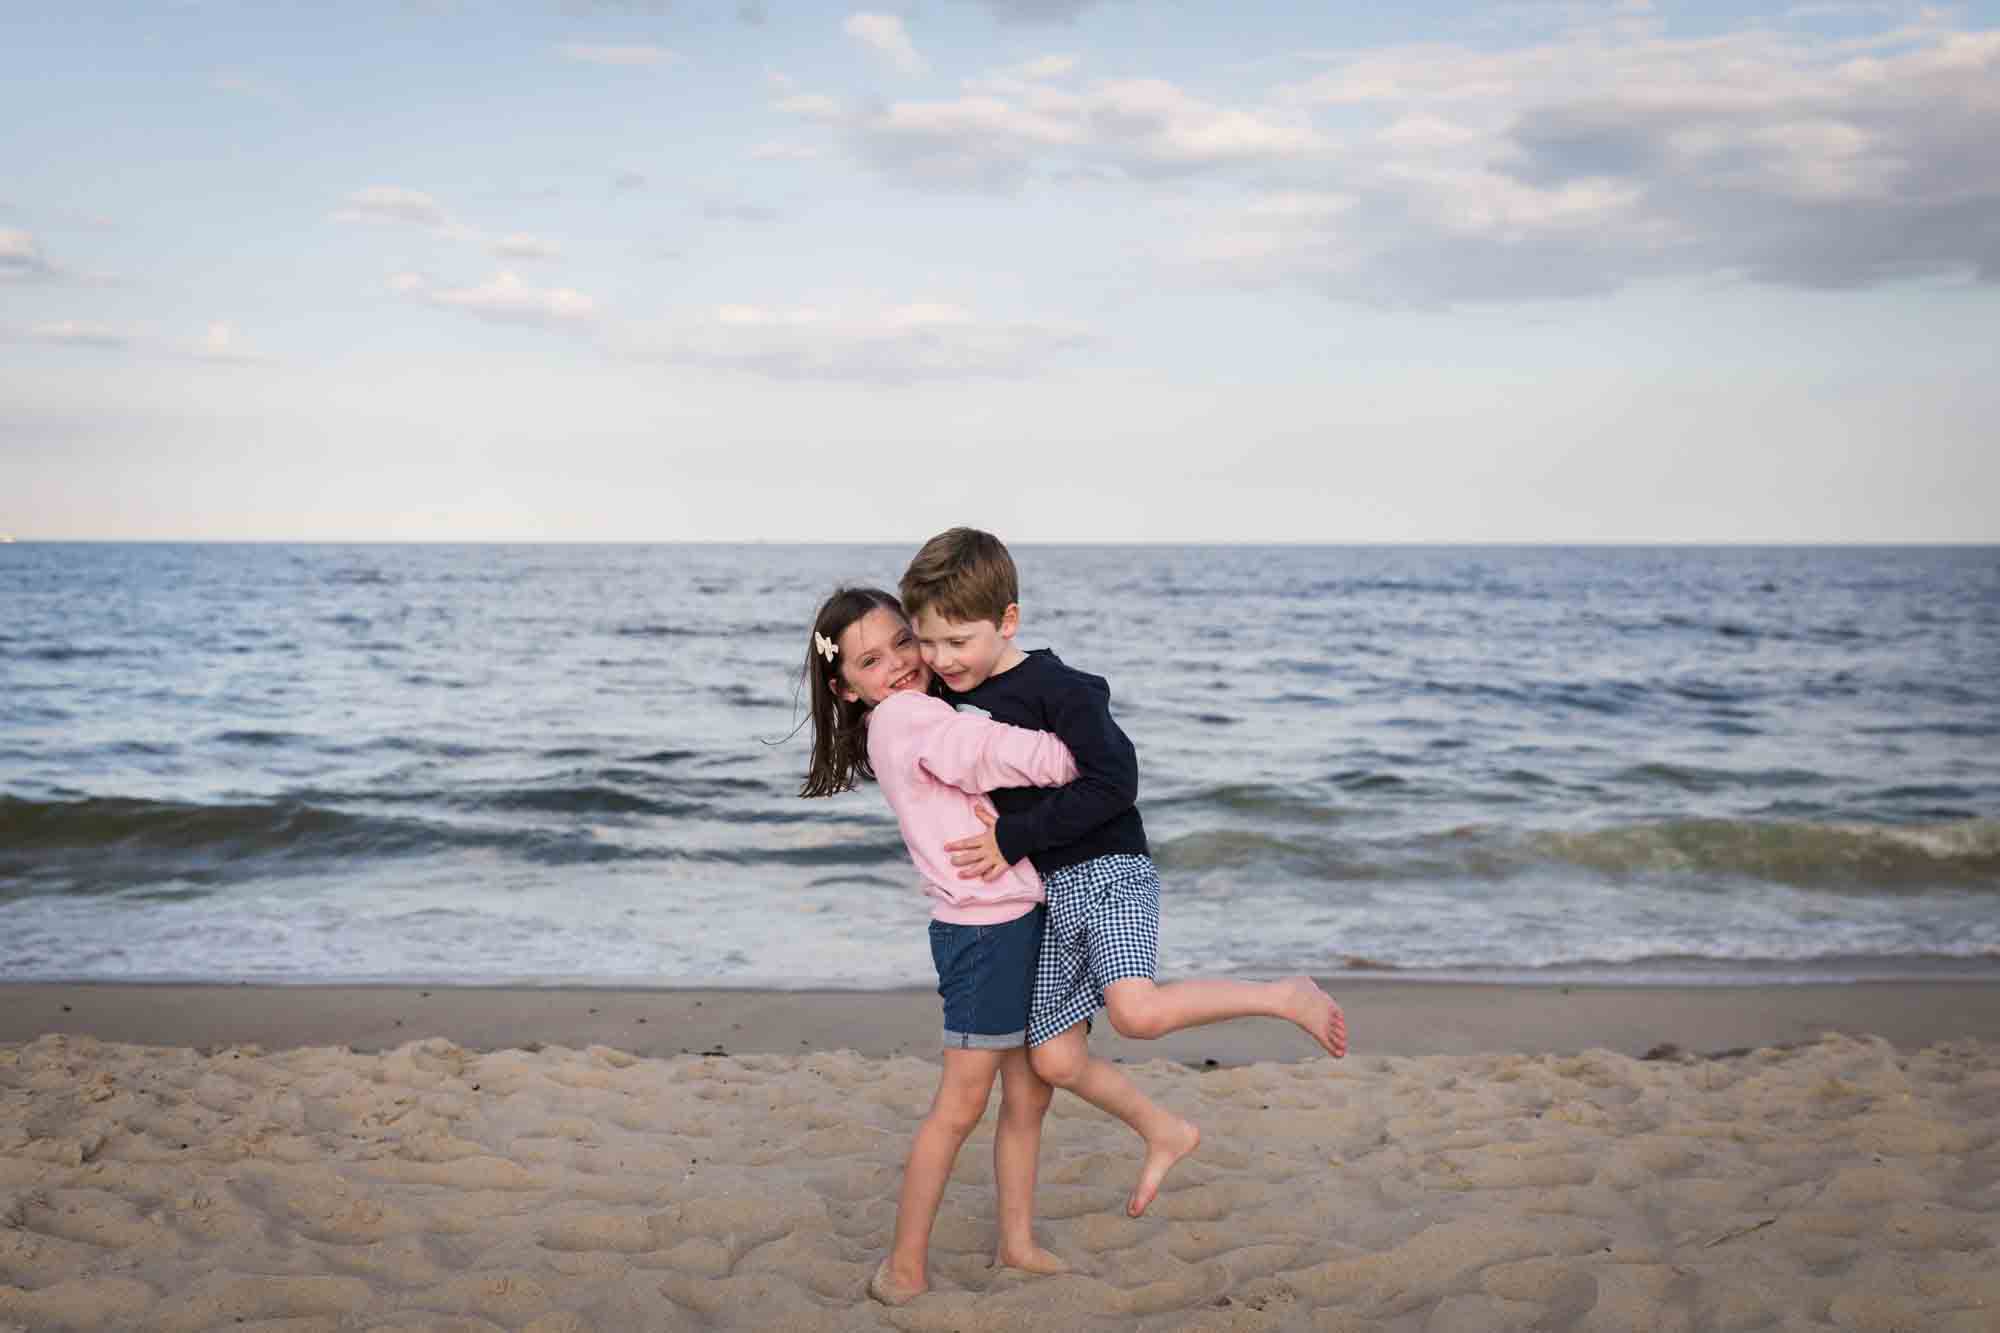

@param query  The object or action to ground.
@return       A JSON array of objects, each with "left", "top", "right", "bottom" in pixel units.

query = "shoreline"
[{"left": 10, "top": 977, "right": 2000, "bottom": 1062}]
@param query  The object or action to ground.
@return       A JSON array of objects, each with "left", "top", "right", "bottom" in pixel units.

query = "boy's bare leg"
[
  {"left": 1029, "top": 1024, "right": 1200, "bottom": 1218},
  {"left": 871, "top": 1049, "right": 1002, "bottom": 1306},
  {"left": 1102, "top": 975, "right": 1347, "bottom": 1058},
  {"left": 990, "top": 1047, "right": 1068, "bottom": 1274}
]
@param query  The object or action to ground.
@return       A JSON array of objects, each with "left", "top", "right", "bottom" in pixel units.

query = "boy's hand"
[{"left": 944, "top": 804, "right": 1010, "bottom": 882}]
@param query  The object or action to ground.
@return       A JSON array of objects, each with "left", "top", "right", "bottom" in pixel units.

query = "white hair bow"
[{"left": 814, "top": 631, "right": 837, "bottom": 663}]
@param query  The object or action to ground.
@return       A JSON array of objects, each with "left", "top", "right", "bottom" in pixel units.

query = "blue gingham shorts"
[{"left": 1027, "top": 853, "right": 1161, "bottom": 1047}]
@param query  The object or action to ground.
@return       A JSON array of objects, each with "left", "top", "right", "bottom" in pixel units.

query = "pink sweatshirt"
[{"left": 865, "top": 689, "right": 1079, "bottom": 925}]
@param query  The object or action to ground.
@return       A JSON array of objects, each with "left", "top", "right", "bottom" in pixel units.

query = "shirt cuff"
[{"left": 994, "top": 817, "right": 1031, "bottom": 867}]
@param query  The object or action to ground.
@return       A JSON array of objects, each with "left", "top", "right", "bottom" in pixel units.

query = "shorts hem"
[
  {"left": 942, "top": 1028, "right": 1026, "bottom": 1051},
  {"left": 1026, "top": 1013, "right": 1093, "bottom": 1048}
]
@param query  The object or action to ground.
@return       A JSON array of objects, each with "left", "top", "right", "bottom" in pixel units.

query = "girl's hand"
[{"left": 943, "top": 804, "right": 1010, "bottom": 882}]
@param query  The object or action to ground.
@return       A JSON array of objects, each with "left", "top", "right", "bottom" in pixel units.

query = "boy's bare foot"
[
  {"left": 992, "top": 1243, "right": 1071, "bottom": 1276},
  {"left": 1129, "top": 1116, "right": 1200, "bottom": 1218},
  {"left": 1279, "top": 976, "right": 1348, "bottom": 1058},
  {"left": 868, "top": 1258, "right": 927, "bottom": 1306}
]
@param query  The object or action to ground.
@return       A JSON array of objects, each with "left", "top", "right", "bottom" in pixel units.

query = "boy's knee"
[
  {"left": 1104, "top": 993, "right": 1167, "bottom": 1041},
  {"left": 1028, "top": 1041, "right": 1085, "bottom": 1089}
]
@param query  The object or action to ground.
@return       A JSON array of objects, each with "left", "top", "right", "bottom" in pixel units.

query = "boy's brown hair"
[{"left": 899, "top": 526, "right": 1018, "bottom": 627}]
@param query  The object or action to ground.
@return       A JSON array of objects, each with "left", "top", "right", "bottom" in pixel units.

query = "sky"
[{"left": 2, "top": 0, "right": 1996, "bottom": 543}]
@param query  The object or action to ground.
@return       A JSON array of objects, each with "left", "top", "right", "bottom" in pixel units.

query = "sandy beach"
[{"left": 4, "top": 982, "right": 1998, "bottom": 1331}]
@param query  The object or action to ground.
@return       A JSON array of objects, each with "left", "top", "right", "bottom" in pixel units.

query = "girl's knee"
[
  {"left": 996, "top": 1072, "right": 1056, "bottom": 1112},
  {"left": 927, "top": 1089, "right": 989, "bottom": 1138},
  {"left": 931, "top": 1055, "right": 999, "bottom": 1134},
  {"left": 1000, "top": 1081, "right": 1052, "bottom": 1122}
]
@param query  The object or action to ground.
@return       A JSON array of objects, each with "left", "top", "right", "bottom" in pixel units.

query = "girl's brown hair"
[{"left": 798, "top": 586, "right": 907, "bottom": 798}]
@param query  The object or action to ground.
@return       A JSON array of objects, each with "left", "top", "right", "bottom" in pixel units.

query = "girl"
[{"left": 799, "top": 587, "right": 1073, "bottom": 1306}]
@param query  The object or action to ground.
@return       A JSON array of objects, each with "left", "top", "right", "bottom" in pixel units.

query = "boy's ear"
[{"left": 999, "top": 603, "right": 1019, "bottom": 639}]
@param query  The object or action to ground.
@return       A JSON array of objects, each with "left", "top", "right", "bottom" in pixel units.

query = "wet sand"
[{"left": 12, "top": 977, "right": 2000, "bottom": 1063}]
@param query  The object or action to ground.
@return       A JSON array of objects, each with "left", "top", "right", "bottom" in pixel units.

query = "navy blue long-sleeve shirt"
[{"left": 941, "top": 648, "right": 1148, "bottom": 874}]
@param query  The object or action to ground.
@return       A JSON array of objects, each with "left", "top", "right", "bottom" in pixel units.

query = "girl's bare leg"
[
  {"left": 990, "top": 1047, "right": 1068, "bottom": 1274},
  {"left": 870, "top": 1049, "right": 1002, "bottom": 1306},
  {"left": 1102, "top": 975, "right": 1347, "bottom": 1058},
  {"left": 1028, "top": 1024, "right": 1200, "bottom": 1218}
]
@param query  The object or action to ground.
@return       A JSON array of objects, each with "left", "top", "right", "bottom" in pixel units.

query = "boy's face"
[{"left": 912, "top": 605, "right": 1021, "bottom": 693}]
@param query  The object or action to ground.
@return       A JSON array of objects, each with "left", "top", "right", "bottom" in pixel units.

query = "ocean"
[{"left": 3, "top": 542, "right": 1996, "bottom": 989}]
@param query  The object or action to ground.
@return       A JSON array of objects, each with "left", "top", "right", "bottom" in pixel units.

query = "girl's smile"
[{"left": 837, "top": 607, "right": 933, "bottom": 707}]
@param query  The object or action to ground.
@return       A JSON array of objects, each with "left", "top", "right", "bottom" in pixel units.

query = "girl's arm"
[{"left": 879, "top": 692, "right": 1077, "bottom": 794}]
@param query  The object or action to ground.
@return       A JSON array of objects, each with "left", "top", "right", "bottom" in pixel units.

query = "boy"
[{"left": 900, "top": 527, "right": 1348, "bottom": 1218}]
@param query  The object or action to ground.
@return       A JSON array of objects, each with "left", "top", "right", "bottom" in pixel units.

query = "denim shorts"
[{"left": 928, "top": 906, "right": 1045, "bottom": 1051}]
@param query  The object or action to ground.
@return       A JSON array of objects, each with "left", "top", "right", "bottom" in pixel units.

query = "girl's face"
[{"left": 835, "top": 607, "right": 931, "bottom": 707}]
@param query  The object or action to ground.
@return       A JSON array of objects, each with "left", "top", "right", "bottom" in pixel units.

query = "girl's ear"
[{"left": 834, "top": 673, "right": 861, "bottom": 705}]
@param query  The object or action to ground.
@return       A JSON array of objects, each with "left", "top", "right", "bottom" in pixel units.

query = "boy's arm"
[{"left": 983, "top": 684, "right": 1136, "bottom": 868}]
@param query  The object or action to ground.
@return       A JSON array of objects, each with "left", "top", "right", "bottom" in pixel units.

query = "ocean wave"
[
  {"left": 627, "top": 749, "right": 700, "bottom": 765},
  {"left": 1153, "top": 830, "right": 1387, "bottom": 880},
  {"left": 698, "top": 837, "right": 906, "bottom": 867},
  {"left": 288, "top": 768, "right": 779, "bottom": 819},
  {"left": 0, "top": 794, "right": 659, "bottom": 896},
  {"left": 1154, "top": 816, "right": 2000, "bottom": 893},
  {"left": 213, "top": 728, "right": 306, "bottom": 747},
  {"left": 465, "top": 785, "right": 705, "bottom": 817},
  {"left": 9, "top": 644, "right": 137, "bottom": 663},
  {"left": 1613, "top": 763, "right": 1829, "bottom": 792},
  {"left": 1147, "top": 784, "right": 1352, "bottom": 825},
  {"left": 615, "top": 623, "right": 700, "bottom": 638},
  {"left": 1523, "top": 818, "right": 2000, "bottom": 890}
]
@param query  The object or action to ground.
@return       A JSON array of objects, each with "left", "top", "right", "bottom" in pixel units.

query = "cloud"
[
  {"left": 976, "top": 0, "right": 1105, "bottom": 23},
  {"left": 776, "top": 11, "right": 1996, "bottom": 300},
  {"left": 1235, "top": 16, "right": 2000, "bottom": 301},
  {"left": 390, "top": 270, "right": 598, "bottom": 327},
  {"left": 210, "top": 72, "right": 290, "bottom": 106},
  {"left": 334, "top": 186, "right": 458, "bottom": 232},
  {"left": 749, "top": 139, "right": 823, "bottom": 162},
  {"left": 186, "top": 322, "right": 273, "bottom": 365},
  {"left": 700, "top": 201, "right": 786, "bottom": 224},
  {"left": 556, "top": 0, "right": 671, "bottom": 14},
  {"left": 11, "top": 320, "right": 134, "bottom": 348},
  {"left": 0, "top": 229, "right": 66, "bottom": 283},
  {"left": 775, "top": 93, "right": 846, "bottom": 122},
  {"left": 337, "top": 187, "right": 574, "bottom": 263},
  {"left": 558, "top": 43, "right": 676, "bottom": 68},
  {"left": 1012, "top": 54, "right": 1079, "bottom": 80},
  {"left": 844, "top": 13, "right": 926, "bottom": 75},
  {"left": 613, "top": 171, "right": 649, "bottom": 191},
  {"left": 791, "top": 77, "right": 1324, "bottom": 191},
  {"left": 4, "top": 319, "right": 273, "bottom": 364},
  {"left": 494, "top": 233, "right": 562, "bottom": 260},
  {"left": 627, "top": 300, "right": 1090, "bottom": 382}
]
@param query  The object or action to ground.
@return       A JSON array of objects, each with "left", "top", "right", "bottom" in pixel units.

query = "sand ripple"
[{"left": 2, "top": 1032, "right": 1996, "bottom": 1329}]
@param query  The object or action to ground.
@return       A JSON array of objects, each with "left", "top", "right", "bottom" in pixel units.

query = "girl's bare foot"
[
  {"left": 868, "top": 1258, "right": 927, "bottom": 1306},
  {"left": 992, "top": 1243, "right": 1071, "bottom": 1275},
  {"left": 1279, "top": 976, "right": 1347, "bottom": 1058},
  {"left": 1129, "top": 1116, "right": 1200, "bottom": 1218}
]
